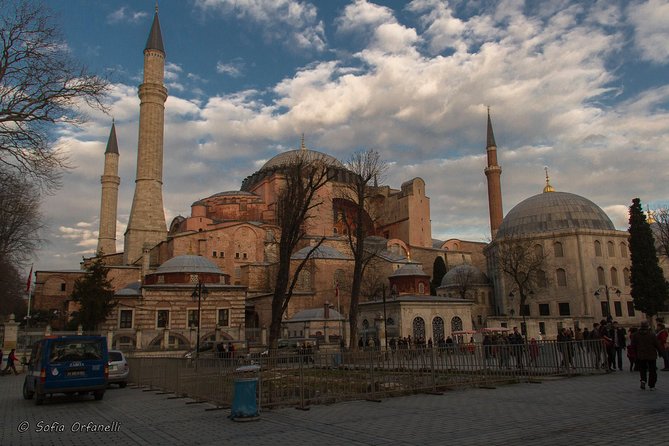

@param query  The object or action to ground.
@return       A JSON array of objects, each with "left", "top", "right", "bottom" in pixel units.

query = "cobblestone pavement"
[{"left": 1, "top": 363, "right": 667, "bottom": 445}]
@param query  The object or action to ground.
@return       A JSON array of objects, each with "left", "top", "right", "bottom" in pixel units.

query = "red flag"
[{"left": 25, "top": 264, "right": 33, "bottom": 293}]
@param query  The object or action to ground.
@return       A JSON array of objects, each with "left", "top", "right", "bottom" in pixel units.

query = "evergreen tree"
[
  {"left": 69, "top": 253, "right": 116, "bottom": 331},
  {"left": 431, "top": 256, "right": 447, "bottom": 295},
  {"left": 628, "top": 198, "right": 669, "bottom": 318}
]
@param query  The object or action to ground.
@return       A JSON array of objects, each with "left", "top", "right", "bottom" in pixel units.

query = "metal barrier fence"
[{"left": 126, "top": 339, "right": 609, "bottom": 410}]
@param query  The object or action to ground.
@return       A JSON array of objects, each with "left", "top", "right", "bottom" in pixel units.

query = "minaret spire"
[
  {"left": 543, "top": 166, "right": 555, "bottom": 193},
  {"left": 124, "top": 9, "right": 168, "bottom": 264},
  {"left": 484, "top": 107, "right": 503, "bottom": 238},
  {"left": 97, "top": 122, "right": 120, "bottom": 254}
]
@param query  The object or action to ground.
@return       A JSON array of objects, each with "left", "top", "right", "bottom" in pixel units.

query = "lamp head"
[
  {"left": 615, "top": 289, "right": 621, "bottom": 297},
  {"left": 594, "top": 290, "right": 600, "bottom": 297}
]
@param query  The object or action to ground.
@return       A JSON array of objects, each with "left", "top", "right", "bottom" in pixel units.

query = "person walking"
[
  {"left": 613, "top": 321, "right": 627, "bottom": 371},
  {"left": 2, "top": 349, "right": 19, "bottom": 375},
  {"left": 631, "top": 321, "right": 663, "bottom": 390},
  {"left": 655, "top": 323, "right": 669, "bottom": 371}
]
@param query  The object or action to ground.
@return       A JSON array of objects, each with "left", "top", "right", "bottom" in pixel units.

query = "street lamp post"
[
  {"left": 191, "top": 280, "right": 208, "bottom": 360},
  {"left": 594, "top": 285, "right": 621, "bottom": 322},
  {"left": 508, "top": 289, "right": 533, "bottom": 340}
]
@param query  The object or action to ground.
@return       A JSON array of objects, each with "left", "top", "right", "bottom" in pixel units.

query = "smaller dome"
[
  {"left": 116, "top": 281, "right": 141, "bottom": 296},
  {"left": 260, "top": 149, "right": 345, "bottom": 171},
  {"left": 390, "top": 263, "right": 429, "bottom": 278},
  {"left": 156, "top": 255, "right": 222, "bottom": 275},
  {"left": 291, "top": 245, "right": 351, "bottom": 260},
  {"left": 441, "top": 264, "right": 488, "bottom": 287},
  {"left": 288, "top": 307, "right": 345, "bottom": 321}
]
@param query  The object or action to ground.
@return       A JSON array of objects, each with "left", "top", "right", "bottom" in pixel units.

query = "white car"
[{"left": 108, "top": 350, "right": 129, "bottom": 388}]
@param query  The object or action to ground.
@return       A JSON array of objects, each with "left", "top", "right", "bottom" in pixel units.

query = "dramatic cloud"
[{"left": 628, "top": 0, "right": 669, "bottom": 64}]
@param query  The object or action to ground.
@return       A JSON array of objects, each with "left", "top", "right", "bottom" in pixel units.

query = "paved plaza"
[{"left": 1, "top": 363, "right": 667, "bottom": 445}]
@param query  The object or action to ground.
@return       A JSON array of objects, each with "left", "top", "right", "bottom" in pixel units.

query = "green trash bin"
[{"left": 230, "top": 365, "right": 260, "bottom": 421}]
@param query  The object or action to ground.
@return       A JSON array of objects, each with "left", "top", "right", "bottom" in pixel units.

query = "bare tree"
[
  {"left": 339, "top": 149, "right": 387, "bottom": 349},
  {"left": 0, "top": 168, "right": 44, "bottom": 266},
  {"left": 495, "top": 238, "right": 548, "bottom": 322},
  {"left": 0, "top": 256, "right": 27, "bottom": 319},
  {"left": 453, "top": 265, "right": 476, "bottom": 300},
  {"left": 652, "top": 207, "right": 669, "bottom": 261},
  {"left": 1, "top": 0, "right": 109, "bottom": 191},
  {"left": 268, "top": 152, "right": 336, "bottom": 348}
]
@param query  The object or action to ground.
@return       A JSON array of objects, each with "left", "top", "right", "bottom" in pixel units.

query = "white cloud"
[
  {"left": 107, "top": 7, "right": 148, "bottom": 24},
  {"left": 216, "top": 61, "right": 244, "bottom": 78},
  {"left": 628, "top": 0, "right": 669, "bottom": 64},
  {"left": 195, "top": 0, "right": 326, "bottom": 52},
  {"left": 335, "top": 0, "right": 396, "bottom": 34}
]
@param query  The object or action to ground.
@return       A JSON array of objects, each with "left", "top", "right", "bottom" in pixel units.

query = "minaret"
[
  {"left": 484, "top": 108, "right": 503, "bottom": 238},
  {"left": 97, "top": 121, "right": 120, "bottom": 255},
  {"left": 123, "top": 7, "right": 168, "bottom": 265}
]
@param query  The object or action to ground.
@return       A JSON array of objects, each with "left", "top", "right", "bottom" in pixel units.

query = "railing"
[{"left": 126, "top": 339, "right": 609, "bottom": 410}]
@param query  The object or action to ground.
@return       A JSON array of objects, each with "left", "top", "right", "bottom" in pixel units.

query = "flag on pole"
[{"left": 26, "top": 264, "right": 33, "bottom": 293}]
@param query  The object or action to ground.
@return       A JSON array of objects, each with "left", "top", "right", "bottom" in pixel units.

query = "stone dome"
[
  {"left": 288, "top": 307, "right": 345, "bottom": 321},
  {"left": 390, "top": 263, "right": 429, "bottom": 277},
  {"left": 497, "top": 191, "right": 615, "bottom": 238},
  {"left": 260, "top": 149, "right": 344, "bottom": 171},
  {"left": 440, "top": 264, "right": 488, "bottom": 287},
  {"left": 155, "top": 255, "right": 222, "bottom": 275}
]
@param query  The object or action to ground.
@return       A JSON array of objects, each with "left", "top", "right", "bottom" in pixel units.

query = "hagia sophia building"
[{"left": 33, "top": 10, "right": 644, "bottom": 351}]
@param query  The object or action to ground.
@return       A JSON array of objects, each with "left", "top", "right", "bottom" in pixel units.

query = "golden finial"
[
  {"left": 647, "top": 206, "right": 656, "bottom": 224},
  {"left": 155, "top": 2, "right": 159, "bottom": 13},
  {"left": 543, "top": 166, "right": 555, "bottom": 193},
  {"left": 300, "top": 133, "right": 306, "bottom": 150}
]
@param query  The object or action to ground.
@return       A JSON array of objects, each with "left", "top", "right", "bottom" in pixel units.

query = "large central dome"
[
  {"left": 497, "top": 191, "right": 615, "bottom": 238},
  {"left": 260, "top": 149, "right": 344, "bottom": 171}
]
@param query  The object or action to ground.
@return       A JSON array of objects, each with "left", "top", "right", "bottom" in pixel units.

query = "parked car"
[
  {"left": 23, "top": 335, "right": 108, "bottom": 405},
  {"left": 108, "top": 350, "right": 129, "bottom": 388}
]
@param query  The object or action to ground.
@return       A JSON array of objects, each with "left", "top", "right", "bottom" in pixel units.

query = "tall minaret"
[
  {"left": 484, "top": 108, "right": 503, "bottom": 238},
  {"left": 123, "top": 7, "right": 168, "bottom": 265},
  {"left": 97, "top": 121, "right": 120, "bottom": 255}
]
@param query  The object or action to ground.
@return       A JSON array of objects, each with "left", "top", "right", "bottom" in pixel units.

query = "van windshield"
[{"left": 49, "top": 340, "right": 104, "bottom": 363}]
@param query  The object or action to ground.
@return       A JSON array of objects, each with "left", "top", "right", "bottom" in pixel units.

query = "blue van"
[{"left": 23, "top": 335, "right": 109, "bottom": 405}]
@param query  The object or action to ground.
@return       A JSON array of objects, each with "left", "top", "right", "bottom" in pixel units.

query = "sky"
[{"left": 33, "top": 0, "right": 669, "bottom": 272}]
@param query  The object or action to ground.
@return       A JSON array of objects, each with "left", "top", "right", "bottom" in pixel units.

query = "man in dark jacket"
[
  {"left": 631, "top": 321, "right": 663, "bottom": 390},
  {"left": 613, "top": 321, "right": 627, "bottom": 371}
]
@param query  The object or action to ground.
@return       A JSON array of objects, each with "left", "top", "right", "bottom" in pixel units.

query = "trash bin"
[{"left": 230, "top": 365, "right": 261, "bottom": 421}]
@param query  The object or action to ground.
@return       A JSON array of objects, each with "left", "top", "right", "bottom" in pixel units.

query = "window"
[
  {"left": 217, "top": 309, "right": 229, "bottom": 327},
  {"left": 610, "top": 267, "right": 619, "bottom": 286},
  {"left": 594, "top": 240, "right": 602, "bottom": 256},
  {"left": 623, "top": 268, "right": 630, "bottom": 286},
  {"left": 614, "top": 301, "right": 623, "bottom": 317},
  {"left": 220, "top": 251, "right": 225, "bottom": 259},
  {"left": 450, "top": 316, "right": 463, "bottom": 332},
  {"left": 558, "top": 302, "right": 570, "bottom": 316},
  {"left": 521, "top": 304, "right": 530, "bottom": 316},
  {"left": 554, "top": 242, "right": 564, "bottom": 257},
  {"left": 418, "top": 282, "right": 425, "bottom": 294},
  {"left": 597, "top": 267, "right": 605, "bottom": 286},
  {"left": 212, "top": 251, "right": 217, "bottom": 258},
  {"left": 556, "top": 269, "right": 567, "bottom": 286},
  {"left": 534, "top": 244, "right": 544, "bottom": 257},
  {"left": 627, "top": 301, "right": 636, "bottom": 317},
  {"left": 235, "top": 252, "right": 240, "bottom": 259},
  {"left": 539, "top": 303, "right": 550, "bottom": 316},
  {"left": 119, "top": 310, "right": 133, "bottom": 329},
  {"left": 620, "top": 243, "right": 628, "bottom": 258},
  {"left": 601, "top": 301, "right": 610, "bottom": 318},
  {"left": 242, "top": 252, "right": 247, "bottom": 260},
  {"left": 188, "top": 310, "right": 199, "bottom": 328},
  {"left": 607, "top": 241, "right": 615, "bottom": 257},
  {"left": 157, "top": 310, "right": 169, "bottom": 329},
  {"left": 537, "top": 270, "right": 547, "bottom": 288},
  {"left": 60, "top": 283, "right": 66, "bottom": 292},
  {"left": 539, "top": 322, "right": 546, "bottom": 335}
]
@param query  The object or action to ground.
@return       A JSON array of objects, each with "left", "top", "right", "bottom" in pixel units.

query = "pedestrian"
[
  {"left": 613, "top": 321, "right": 627, "bottom": 371},
  {"left": 509, "top": 326, "right": 524, "bottom": 368},
  {"left": 631, "top": 321, "right": 663, "bottom": 390},
  {"left": 2, "top": 349, "right": 18, "bottom": 375},
  {"left": 655, "top": 323, "right": 669, "bottom": 371},
  {"left": 529, "top": 338, "right": 540, "bottom": 366},
  {"left": 0, "top": 349, "right": 3, "bottom": 371},
  {"left": 627, "top": 327, "right": 638, "bottom": 371}
]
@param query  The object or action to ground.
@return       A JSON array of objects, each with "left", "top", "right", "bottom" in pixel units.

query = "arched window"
[
  {"left": 334, "top": 269, "right": 345, "bottom": 289},
  {"left": 412, "top": 317, "right": 426, "bottom": 340},
  {"left": 537, "top": 270, "right": 547, "bottom": 288},
  {"left": 451, "top": 316, "right": 463, "bottom": 332},
  {"left": 556, "top": 269, "right": 567, "bottom": 286},
  {"left": 554, "top": 242, "right": 564, "bottom": 257},
  {"left": 607, "top": 241, "right": 615, "bottom": 257},
  {"left": 362, "top": 319, "right": 369, "bottom": 329},
  {"left": 610, "top": 267, "right": 619, "bottom": 286},
  {"left": 418, "top": 282, "right": 425, "bottom": 294},
  {"left": 534, "top": 244, "right": 544, "bottom": 257},
  {"left": 623, "top": 268, "right": 630, "bottom": 286},
  {"left": 594, "top": 240, "right": 602, "bottom": 256},
  {"left": 597, "top": 267, "right": 605, "bottom": 285},
  {"left": 297, "top": 270, "right": 311, "bottom": 290},
  {"left": 432, "top": 317, "right": 445, "bottom": 341},
  {"left": 620, "top": 243, "right": 628, "bottom": 258}
]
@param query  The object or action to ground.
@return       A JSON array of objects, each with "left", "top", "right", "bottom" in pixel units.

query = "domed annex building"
[{"left": 32, "top": 9, "right": 645, "bottom": 351}]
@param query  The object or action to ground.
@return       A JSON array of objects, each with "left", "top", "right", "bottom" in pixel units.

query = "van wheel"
[
  {"left": 119, "top": 382, "right": 127, "bottom": 388},
  {"left": 22, "top": 380, "right": 34, "bottom": 400},
  {"left": 93, "top": 390, "right": 105, "bottom": 400},
  {"left": 35, "top": 393, "right": 44, "bottom": 405}
]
